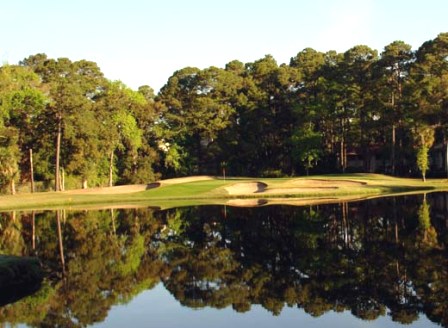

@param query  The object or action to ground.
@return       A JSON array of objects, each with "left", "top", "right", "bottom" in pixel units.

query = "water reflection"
[{"left": 0, "top": 193, "right": 447, "bottom": 327}]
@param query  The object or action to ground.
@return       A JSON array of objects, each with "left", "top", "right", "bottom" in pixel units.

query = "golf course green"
[
  {"left": 0, "top": 174, "right": 448, "bottom": 211},
  {"left": 1, "top": 174, "right": 448, "bottom": 211}
]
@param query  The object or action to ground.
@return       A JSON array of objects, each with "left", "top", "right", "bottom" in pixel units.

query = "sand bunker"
[
  {"left": 160, "top": 176, "right": 214, "bottom": 185},
  {"left": 66, "top": 184, "right": 152, "bottom": 195},
  {"left": 65, "top": 176, "right": 214, "bottom": 195},
  {"left": 225, "top": 182, "right": 267, "bottom": 195},
  {"left": 64, "top": 177, "right": 365, "bottom": 197},
  {"left": 65, "top": 182, "right": 160, "bottom": 195},
  {"left": 289, "top": 179, "right": 365, "bottom": 187},
  {"left": 223, "top": 178, "right": 366, "bottom": 196},
  {"left": 223, "top": 179, "right": 364, "bottom": 196},
  {"left": 261, "top": 179, "right": 364, "bottom": 195}
]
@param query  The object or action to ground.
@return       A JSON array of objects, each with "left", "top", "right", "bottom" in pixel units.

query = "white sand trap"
[
  {"left": 160, "top": 176, "right": 215, "bottom": 185},
  {"left": 226, "top": 199, "right": 268, "bottom": 207},
  {"left": 63, "top": 176, "right": 214, "bottom": 195},
  {"left": 225, "top": 182, "right": 267, "bottom": 195},
  {"left": 262, "top": 178, "right": 365, "bottom": 195},
  {"left": 65, "top": 182, "right": 161, "bottom": 195},
  {"left": 289, "top": 179, "right": 366, "bottom": 187}
]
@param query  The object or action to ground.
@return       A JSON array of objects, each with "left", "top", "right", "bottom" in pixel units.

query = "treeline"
[
  {"left": 0, "top": 55, "right": 160, "bottom": 193},
  {"left": 0, "top": 33, "right": 447, "bottom": 192}
]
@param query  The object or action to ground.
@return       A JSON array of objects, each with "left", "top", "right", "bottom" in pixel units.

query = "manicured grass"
[
  {"left": 142, "top": 179, "right": 232, "bottom": 198},
  {"left": 1, "top": 174, "right": 448, "bottom": 211}
]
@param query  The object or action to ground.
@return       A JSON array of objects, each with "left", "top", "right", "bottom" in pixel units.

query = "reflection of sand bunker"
[
  {"left": 225, "top": 182, "right": 268, "bottom": 195},
  {"left": 265, "top": 186, "right": 337, "bottom": 194},
  {"left": 226, "top": 199, "right": 268, "bottom": 207}
]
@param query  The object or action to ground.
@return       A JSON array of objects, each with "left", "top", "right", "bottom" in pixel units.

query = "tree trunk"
[
  {"left": 82, "top": 178, "right": 88, "bottom": 189},
  {"left": 29, "top": 149, "right": 35, "bottom": 193},
  {"left": 340, "top": 116, "right": 347, "bottom": 173},
  {"left": 340, "top": 140, "right": 346, "bottom": 173},
  {"left": 109, "top": 150, "right": 114, "bottom": 187},
  {"left": 32, "top": 211, "right": 36, "bottom": 250},
  {"left": 391, "top": 124, "right": 396, "bottom": 175},
  {"left": 110, "top": 208, "right": 116, "bottom": 235},
  {"left": 10, "top": 178, "right": 16, "bottom": 195},
  {"left": 196, "top": 134, "right": 202, "bottom": 174},
  {"left": 55, "top": 117, "right": 62, "bottom": 191},
  {"left": 390, "top": 89, "right": 396, "bottom": 176},
  {"left": 60, "top": 168, "right": 65, "bottom": 191},
  {"left": 56, "top": 210, "right": 66, "bottom": 274},
  {"left": 341, "top": 202, "right": 349, "bottom": 247},
  {"left": 445, "top": 143, "right": 448, "bottom": 179}
]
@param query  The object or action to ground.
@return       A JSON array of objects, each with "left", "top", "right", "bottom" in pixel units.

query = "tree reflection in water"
[{"left": 0, "top": 193, "right": 447, "bottom": 327}]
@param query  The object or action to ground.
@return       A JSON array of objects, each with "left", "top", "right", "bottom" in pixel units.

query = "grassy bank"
[{"left": 1, "top": 174, "right": 448, "bottom": 211}]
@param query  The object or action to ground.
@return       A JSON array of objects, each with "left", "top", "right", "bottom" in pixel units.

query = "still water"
[{"left": 0, "top": 193, "right": 447, "bottom": 327}]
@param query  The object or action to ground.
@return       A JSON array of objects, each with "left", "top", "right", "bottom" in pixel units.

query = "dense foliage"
[{"left": 1, "top": 33, "right": 447, "bottom": 192}]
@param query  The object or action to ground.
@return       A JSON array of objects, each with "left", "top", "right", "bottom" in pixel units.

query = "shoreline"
[{"left": 1, "top": 174, "right": 447, "bottom": 211}]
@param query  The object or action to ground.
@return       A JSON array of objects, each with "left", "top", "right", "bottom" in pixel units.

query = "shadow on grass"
[
  {"left": 375, "top": 185, "right": 438, "bottom": 193},
  {"left": 146, "top": 182, "right": 161, "bottom": 189}
]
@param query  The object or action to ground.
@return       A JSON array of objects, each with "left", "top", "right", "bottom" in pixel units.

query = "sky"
[{"left": 1, "top": 0, "right": 447, "bottom": 92}]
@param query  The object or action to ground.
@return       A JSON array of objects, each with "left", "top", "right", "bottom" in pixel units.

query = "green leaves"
[
  {"left": 0, "top": 127, "right": 20, "bottom": 193},
  {"left": 291, "top": 124, "right": 323, "bottom": 175},
  {"left": 416, "top": 145, "right": 429, "bottom": 181},
  {"left": 112, "top": 110, "right": 143, "bottom": 150},
  {"left": 412, "top": 125, "right": 435, "bottom": 181}
]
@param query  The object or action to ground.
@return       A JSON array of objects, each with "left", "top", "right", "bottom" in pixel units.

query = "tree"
[
  {"left": 410, "top": 33, "right": 448, "bottom": 127},
  {"left": 0, "top": 127, "right": 20, "bottom": 194},
  {"left": 376, "top": 41, "right": 414, "bottom": 174},
  {"left": 290, "top": 49, "right": 329, "bottom": 173},
  {"left": 291, "top": 123, "right": 322, "bottom": 175},
  {"left": 412, "top": 124, "right": 435, "bottom": 181},
  {"left": 97, "top": 81, "right": 145, "bottom": 186},
  {"left": 341, "top": 45, "right": 379, "bottom": 172},
  {"left": 235, "top": 55, "right": 300, "bottom": 176},
  {"left": 416, "top": 146, "right": 429, "bottom": 181},
  {"left": 21, "top": 56, "right": 107, "bottom": 189},
  {"left": 319, "top": 51, "right": 346, "bottom": 171},
  {"left": 137, "top": 85, "right": 155, "bottom": 102},
  {"left": 158, "top": 66, "right": 237, "bottom": 174},
  {"left": 0, "top": 64, "right": 47, "bottom": 192}
]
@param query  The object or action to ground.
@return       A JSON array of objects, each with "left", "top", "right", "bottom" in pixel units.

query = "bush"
[{"left": 260, "top": 169, "right": 287, "bottom": 178}]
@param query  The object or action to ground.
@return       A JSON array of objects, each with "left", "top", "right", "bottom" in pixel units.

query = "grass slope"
[{"left": 1, "top": 174, "right": 448, "bottom": 211}]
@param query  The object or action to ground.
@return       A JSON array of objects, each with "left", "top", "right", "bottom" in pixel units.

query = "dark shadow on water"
[{"left": 0, "top": 256, "right": 44, "bottom": 306}]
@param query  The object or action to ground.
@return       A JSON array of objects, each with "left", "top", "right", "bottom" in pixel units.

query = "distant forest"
[{"left": 0, "top": 32, "right": 447, "bottom": 193}]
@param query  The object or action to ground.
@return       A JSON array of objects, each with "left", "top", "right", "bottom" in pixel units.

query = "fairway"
[{"left": 1, "top": 174, "right": 448, "bottom": 211}]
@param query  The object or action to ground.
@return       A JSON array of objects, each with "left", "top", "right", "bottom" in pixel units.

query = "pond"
[{"left": 0, "top": 193, "right": 447, "bottom": 327}]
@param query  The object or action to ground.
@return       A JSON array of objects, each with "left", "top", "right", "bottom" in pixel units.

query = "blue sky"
[{"left": 1, "top": 0, "right": 447, "bottom": 91}]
